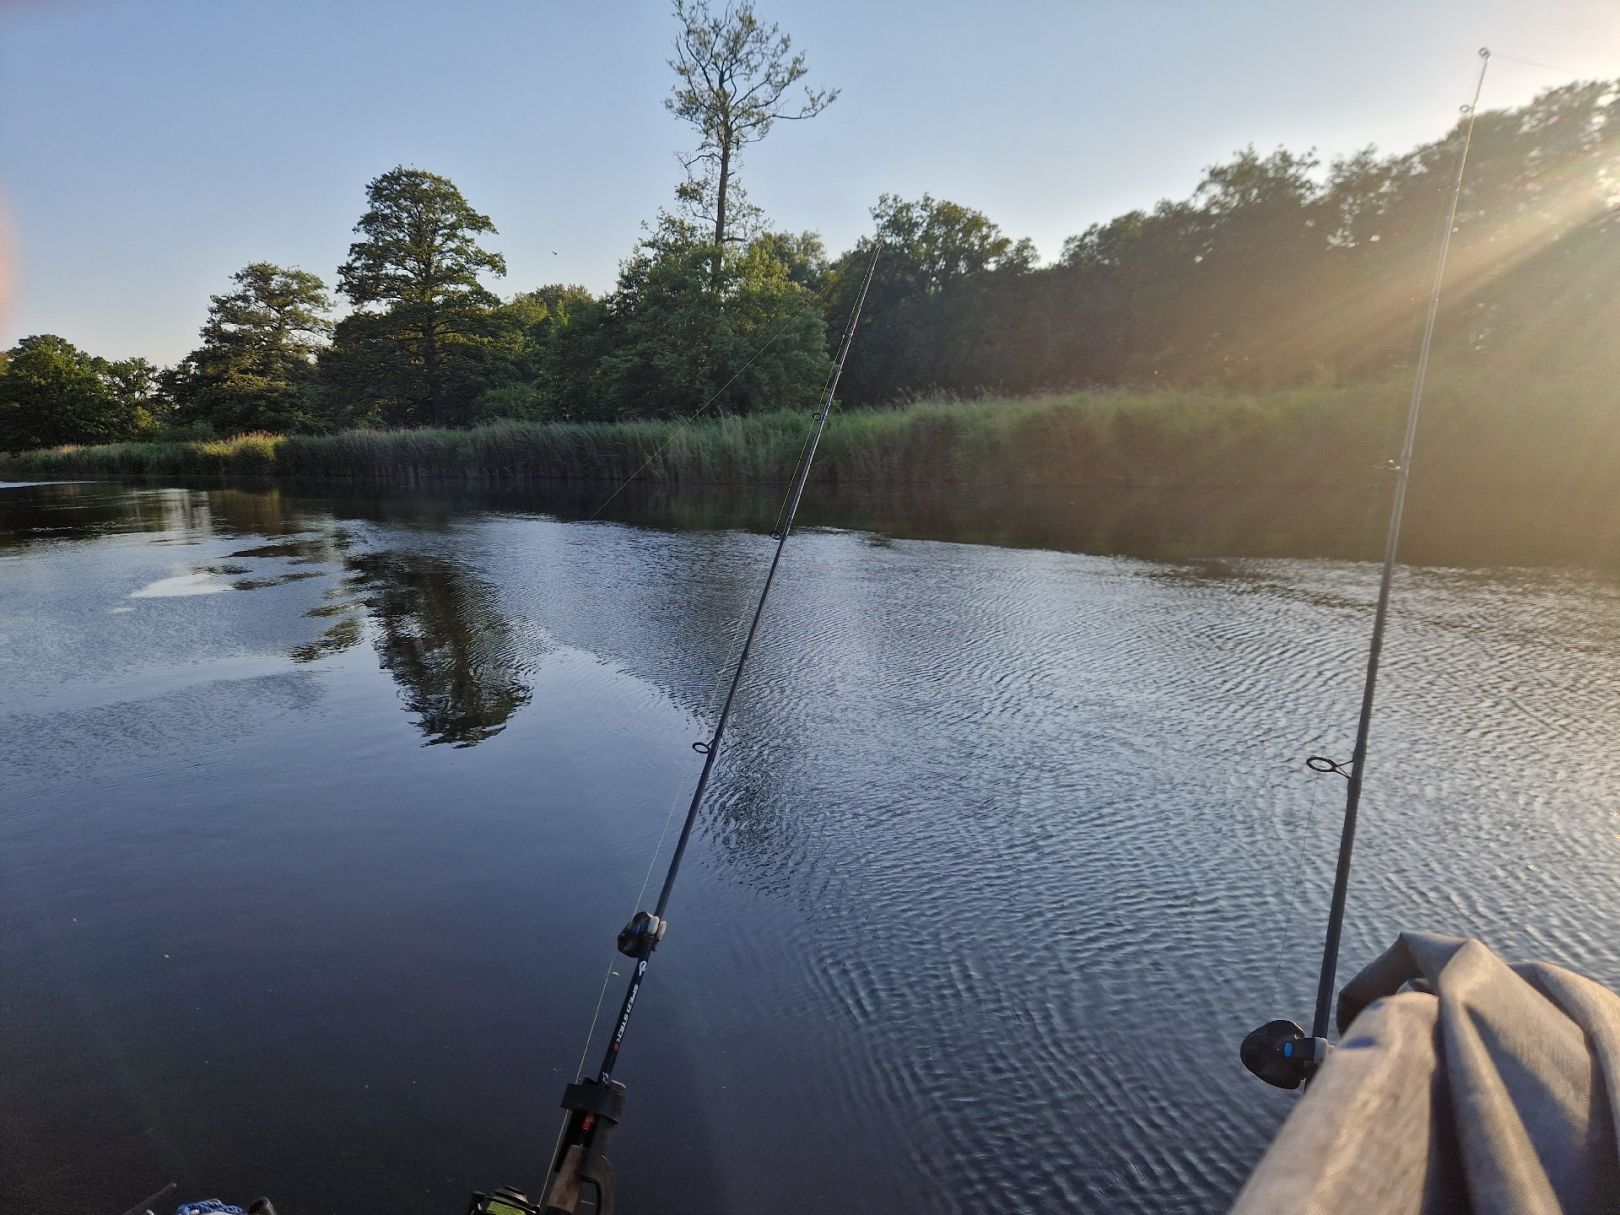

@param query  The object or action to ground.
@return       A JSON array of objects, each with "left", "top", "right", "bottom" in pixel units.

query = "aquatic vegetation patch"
[{"left": 0, "top": 379, "right": 1612, "bottom": 514}]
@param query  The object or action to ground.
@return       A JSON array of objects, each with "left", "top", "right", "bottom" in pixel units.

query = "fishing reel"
[
  {"left": 468, "top": 1077, "right": 627, "bottom": 1214},
  {"left": 617, "top": 911, "right": 665, "bottom": 957},
  {"left": 1240, "top": 1019, "right": 1330, "bottom": 1090},
  {"left": 467, "top": 1189, "right": 542, "bottom": 1215},
  {"left": 461, "top": 1088, "right": 631, "bottom": 1215},
  {"left": 540, "top": 1077, "right": 626, "bottom": 1213}
]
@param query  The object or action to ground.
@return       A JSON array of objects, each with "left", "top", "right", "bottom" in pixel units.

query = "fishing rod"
[
  {"left": 467, "top": 245, "right": 881, "bottom": 1215},
  {"left": 1240, "top": 49, "right": 1491, "bottom": 1092}
]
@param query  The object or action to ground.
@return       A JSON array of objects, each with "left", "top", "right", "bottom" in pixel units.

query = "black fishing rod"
[
  {"left": 466, "top": 247, "right": 881, "bottom": 1215},
  {"left": 1240, "top": 50, "right": 1491, "bottom": 1092}
]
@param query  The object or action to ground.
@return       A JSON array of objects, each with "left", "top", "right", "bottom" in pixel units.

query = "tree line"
[{"left": 3, "top": 0, "right": 1616, "bottom": 454}]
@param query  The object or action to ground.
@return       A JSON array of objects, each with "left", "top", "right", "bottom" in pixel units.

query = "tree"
[
  {"left": 470, "top": 285, "right": 606, "bottom": 422},
  {"left": 336, "top": 167, "right": 507, "bottom": 426},
  {"left": 199, "top": 263, "right": 332, "bottom": 375},
  {"left": 0, "top": 335, "right": 157, "bottom": 451},
  {"left": 595, "top": 220, "right": 829, "bottom": 419},
  {"left": 824, "top": 195, "right": 1035, "bottom": 402},
  {"left": 171, "top": 262, "right": 332, "bottom": 434},
  {"left": 666, "top": 0, "right": 836, "bottom": 252},
  {"left": 532, "top": 289, "right": 619, "bottom": 421},
  {"left": 335, "top": 551, "right": 532, "bottom": 747},
  {"left": 750, "top": 229, "right": 829, "bottom": 289},
  {"left": 104, "top": 357, "right": 163, "bottom": 422},
  {"left": 1173, "top": 147, "right": 1325, "bottom": 380},
  {"left": 866, "top": 194, "right": 1024, "bottom": 294}
]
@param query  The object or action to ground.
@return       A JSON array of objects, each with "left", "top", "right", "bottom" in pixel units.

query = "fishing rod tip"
[{"left": 1479, "top": 47, "right": 1491, "bottom": 58}]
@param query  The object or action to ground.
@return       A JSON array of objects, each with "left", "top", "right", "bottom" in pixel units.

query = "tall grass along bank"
[{"left": 1, "top": 382, "right": 1613, "bottom": 511}]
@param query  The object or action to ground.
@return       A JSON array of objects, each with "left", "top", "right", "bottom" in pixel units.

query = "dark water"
[{"left": 2, "top": 478, "right": 1618, "bottom": 1215}]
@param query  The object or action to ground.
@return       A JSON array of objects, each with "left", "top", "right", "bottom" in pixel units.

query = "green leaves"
[
  {"left": 170, "top": 262, "right": 334, "bottom": 435},
  {"left": 595, "top": 224, "right": 830, "bottom": 420},
  {"left": 666, "top": 0, "right": 836, "bottom": 247},
  {"left": 0, "top": 335, "right": 160, "bottom": 451},
  {"left": 334, "top": 167, "right": 509, "bottom": 426},
  {"left": 199, "top": 262, "right": 333, "bottom": 377},
  {"left": 339, "top": 167, "right": 506, "bottom": 313}
]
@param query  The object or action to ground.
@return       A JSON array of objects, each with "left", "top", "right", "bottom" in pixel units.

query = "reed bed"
[{"left": 0, "top": 380, "right": 1594, "bottom": 500}]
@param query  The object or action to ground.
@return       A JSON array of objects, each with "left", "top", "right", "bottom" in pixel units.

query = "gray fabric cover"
[{"left": 1231, "top": 933, "right": 1620, "bottom": 1214}]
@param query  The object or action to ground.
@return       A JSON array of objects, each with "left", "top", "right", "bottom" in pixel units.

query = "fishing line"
[
  {"left": 538, "top": 585, "right": 764, "bottom": 1180},
  {"left": 1266, "top": 751, "right": 1331, "bottom": 1015},
  {"left": 559, "top": 568, "right": 765, "bottom": 1086},
  {"left": 770, "top": 359, "right": 842, "bottom": 539},
  {"left": 1241, "top": 49, "right": 1492, "bottom": 1091},
  {"left": 542, "top": 774, "right": 697, "bottom": 1185},
  {"left": 585, "top": 265, "right": 866, "bottom": 523},
  {"left": 1490, "top": 51, "right": 1581, "bottom": 77},
  {"left": 528, "top": 246, "right": 880, "bottom": 1215},
  {"left": 529, "top": 273, "right": 855, "bottom": 1193},
  {"left": 536, "top": 331, "right": 846, "bottom": 1200},
  {"left": 1306, "top": 49, "right": 1493, "bottom": 1042},
  {"left": 533, "top": 258, "right": 870, "bottom": 1182},
  {"left": 1265, "top": 663, "right": 1359, "bottom": 1015},
  {"left": 643, "top": 247, "right": 878, "bottom": 936}
]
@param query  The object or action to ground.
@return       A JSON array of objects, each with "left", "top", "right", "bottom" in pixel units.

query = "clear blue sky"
[{"left": 3, "top": 0, "right": 1617, "bottom": 364}]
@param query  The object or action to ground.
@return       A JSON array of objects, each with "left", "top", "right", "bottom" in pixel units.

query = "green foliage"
[
  {"left": 8, "top": 72, "right": 1619, "bottom": 463},
  {"left": 837, "top": 80, "right": 1620, "bottom": 401},
  {"left": 338, "top": 167, "right": 506, "bottom": 309},
  {"left": 827, "top": 194, "right": 1035, "bottom": 403},
  {"left": 200, "top": 262, "right": 332, "bottom": 372},
  {"left": 667, "top": 0, "right": 836, "bottom": 248},
  {"left": 595, "top": 222, "right": 830, "bottom": 419},
  {"left": 7, "top": 379, "right": 1616, "bottom": 542},
  {"left": 471, "top": 384, "right": 550, "bottom": 423},
  {"left": 334, "top": 166, "right": 508, "bottom": 426},
  {"left": 750, "top": 230, "right": 829, "bottom": 290},
  {"left": 169, "top": 262, "right": 333, "bottom": 434},
  {"left": 476, "top": 284, "right": 614, "bottom": 421},
  {"left": 865, "top": 193, "right": 1025, "bottom": 293},
  {"left": 0, "top": 335, "right": 159, "bottom": 451}
]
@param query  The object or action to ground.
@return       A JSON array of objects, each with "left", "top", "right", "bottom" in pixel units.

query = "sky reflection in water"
[{"left": 1, "top": 478, "right": 1617, "bottom": 1214}]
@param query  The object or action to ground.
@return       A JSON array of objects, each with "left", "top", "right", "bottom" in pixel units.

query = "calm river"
[{"left": 2, "top": 478, "right": 1618, "bottom": 1214}]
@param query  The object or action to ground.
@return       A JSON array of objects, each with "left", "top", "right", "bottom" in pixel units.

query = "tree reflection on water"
[{"left": 299, "top": 550, "right": 533, "bottom": 747}]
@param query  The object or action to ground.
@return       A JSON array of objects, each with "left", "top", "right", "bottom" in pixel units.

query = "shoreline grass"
[
  {"left": 0, "top": 382, "right": 1607, "bottom": 504},
  {"left": 0, "top": 388, "right": 1382, "bottom": 488}
]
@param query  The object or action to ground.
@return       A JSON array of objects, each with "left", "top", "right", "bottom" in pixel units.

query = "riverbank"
[{"left": 0, "top": 381, "right": 1611, "bottom": 504}]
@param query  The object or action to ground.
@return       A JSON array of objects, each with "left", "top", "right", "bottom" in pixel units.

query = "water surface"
[{"left": 2, "top": 479, "right": 1617, "bottom": 1214}]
